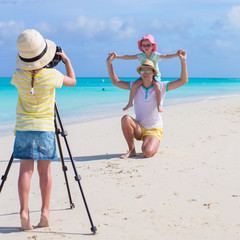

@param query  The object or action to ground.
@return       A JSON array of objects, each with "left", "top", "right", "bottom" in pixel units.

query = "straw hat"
[
  {"left": 138, "top": 34, "right": 157, "bottom": 52},
  {"left": 16, "top": 29, "right": 56, "bottom": 70},
  {"left": 136, "top": 59, "right": 157, "bottom": 74}
]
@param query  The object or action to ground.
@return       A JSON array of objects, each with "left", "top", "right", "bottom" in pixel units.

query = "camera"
[{"left": 45, "top": 46, "right": 62, "bottom": 68}]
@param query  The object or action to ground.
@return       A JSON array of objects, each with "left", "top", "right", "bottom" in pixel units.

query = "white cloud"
[
  {"left": 215, "top": 38, "right": 233, "bottom": 49},
  {"left": 34, "top": 22, "right": 56, "bottom": 35},
  {"left": 149, "top": 18, "right": 192, "bottom": 35},
  {"left": 65, "top": 15, "right": 106, "bottom": 38},
  {"left": 109, "top": 17, "right": 124, "bottom": 32},
  {"left": 109, "top": 17, "right": 136, "bottom": 39},
  {"left": 64, "top": 15, "right": 136, "bottom": 40},
  {"left": 0, "top": 20, "right": 25, "bottom": 39},
  {"left": 63, "top": 15, "right": 192, "bottom": 42},
  {"left": 218, "top": 5, "right": 240, "bottom": 31}
]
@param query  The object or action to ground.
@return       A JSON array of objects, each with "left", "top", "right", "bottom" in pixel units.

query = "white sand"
[{"left": 0, "top": 96, "right": 240, "bottom": 240}]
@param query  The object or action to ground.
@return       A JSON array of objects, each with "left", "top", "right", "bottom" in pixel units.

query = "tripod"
[{"left": 0, "top": 102, "right": 97, "bottom": 234}]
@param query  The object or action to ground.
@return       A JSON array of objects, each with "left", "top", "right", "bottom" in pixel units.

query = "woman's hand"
[
  {"left": 179, "top": 50, "right": 187, "bottom": 62},
  {"left": 107, "top": 52, "right": 116, "bottom": 64}
]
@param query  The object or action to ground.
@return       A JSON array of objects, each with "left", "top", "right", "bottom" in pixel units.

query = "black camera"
[{"left": 45, "top": 46, "right": 62, "bottom": 68}]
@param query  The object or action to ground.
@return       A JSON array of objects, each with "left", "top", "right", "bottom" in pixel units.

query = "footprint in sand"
[
  {"left": 203, "top": 202, "right": 219, "bottom": 209},
  {"left": 135, "top": 194, "right": 144, "bottom": 199}
]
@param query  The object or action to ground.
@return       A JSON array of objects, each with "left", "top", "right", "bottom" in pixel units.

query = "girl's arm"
[
  {"left": 111, "top": 52, "right": 138, "bottom": 60},
  {"left": 160, "top": 50, "right": 181, "bottom": 59},
  {"left": 57, "top": 50, "right": 76, "bottom": 87}
]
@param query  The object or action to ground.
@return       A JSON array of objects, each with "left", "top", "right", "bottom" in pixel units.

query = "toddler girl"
[{"left": 112, "top": 34, "right": 180, "bottom": 112}]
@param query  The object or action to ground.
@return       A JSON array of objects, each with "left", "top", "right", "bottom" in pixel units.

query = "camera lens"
[{"left": 45, "top": 46, "right": 62, "bottom": 68}]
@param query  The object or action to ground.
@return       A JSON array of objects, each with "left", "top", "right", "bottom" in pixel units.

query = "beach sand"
[{"left": 0, "top": 96, "right": 240, "bottom": 240}]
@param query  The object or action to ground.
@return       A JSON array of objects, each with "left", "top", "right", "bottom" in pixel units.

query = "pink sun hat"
[{"left": 138, "top": 34, "right": 157, "bottom": 52}]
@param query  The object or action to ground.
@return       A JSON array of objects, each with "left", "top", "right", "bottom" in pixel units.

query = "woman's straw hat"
[
  {"left": 16, "top": 29, "right": 56, "bottom": 70},
  {"left": 136, "top": 59, "right": 157, "bottom": 74}
]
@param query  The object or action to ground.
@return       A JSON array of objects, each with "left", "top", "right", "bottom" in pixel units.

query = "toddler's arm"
[
  {"left": 110, "top": 52, "right": 138, "bottom": 60},
  {"left": 160, "top": 50, "right": 181, "bottom": 59}
]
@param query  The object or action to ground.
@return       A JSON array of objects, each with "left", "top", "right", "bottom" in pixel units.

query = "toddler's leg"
[
  {"left": 153, "top": 81, "right": 163, "bottom": 112},
  {"left": 18, "top": 159, "right": 34, "bottom": 230},
  {"left": 123, "top": 79, "right": 143, "bottom": 111}
]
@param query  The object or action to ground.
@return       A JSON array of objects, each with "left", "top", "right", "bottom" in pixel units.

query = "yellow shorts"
[{"left": 136, "top": 126, "right": 163, "bottom": 141}]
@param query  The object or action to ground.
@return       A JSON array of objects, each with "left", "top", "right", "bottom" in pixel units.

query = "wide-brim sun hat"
[
  {"left": 136, "top": 59, "right": 157, "bottom": 74},
  {"left": 16, "top": 29, "right": 56, "bottom": 70},
  {"left": 138, "top": 34, "right": 157, "bottom": 52}
]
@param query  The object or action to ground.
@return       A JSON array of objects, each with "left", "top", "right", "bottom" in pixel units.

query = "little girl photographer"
[{"left": 11, "top": 29, "right": 76, "bottom": 230}]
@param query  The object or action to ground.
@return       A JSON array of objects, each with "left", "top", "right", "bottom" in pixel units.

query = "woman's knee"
[
  {"left": 142, "top": 147, "right": 156, "bottom": 158},
  {"left": 141, "top": 137, "right": 159, "bottom": 158},
  {"left": 121, "top": 115, "right": 133, "bottom": 126}
]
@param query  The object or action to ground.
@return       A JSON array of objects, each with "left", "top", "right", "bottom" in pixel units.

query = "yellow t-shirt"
[{"left": 11, "top": 68, "right": 64, "bottom": 132}]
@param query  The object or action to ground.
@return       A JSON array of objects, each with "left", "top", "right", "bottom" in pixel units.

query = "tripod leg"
[
  {"left": 55, "top": 119, "right": 75, "bottom": 209},
  {"left": 62, "top": 137, "right": 97, "bottom": 234},
  {"left": 55, "top": 102, "right": 97, "bottom": 234},
  {"left": 0, "top": 153, "right": 14, "bottom": 193}
]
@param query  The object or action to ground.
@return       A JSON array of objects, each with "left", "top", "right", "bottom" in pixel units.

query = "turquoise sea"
[{"left": 0, "top": 77, "right": 240, "bottom": 136}]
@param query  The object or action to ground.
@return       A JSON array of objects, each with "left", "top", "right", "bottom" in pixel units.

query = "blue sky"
[{"left": 0, "top": 0, "right": 240, "bottom": 78}]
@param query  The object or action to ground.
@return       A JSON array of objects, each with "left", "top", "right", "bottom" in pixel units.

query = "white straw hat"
[{"left": 16, "top": 29, "right": 56, "bottom": 70}]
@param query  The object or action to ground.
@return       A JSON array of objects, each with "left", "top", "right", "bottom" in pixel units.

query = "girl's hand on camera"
[{"left": 56, "top": 50, "right": 69, "bottom": 64}]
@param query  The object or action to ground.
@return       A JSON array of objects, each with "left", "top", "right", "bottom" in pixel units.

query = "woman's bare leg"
[
  {"left": 142, "top": 135, "right": 160, "bottom": 158},
  {"left": 121, "top": 115, "right": 142, "bottom": 158}
]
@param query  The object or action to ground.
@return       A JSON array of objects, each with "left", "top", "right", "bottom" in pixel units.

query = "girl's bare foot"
[
  {"left": 38, "top": 212, "right": 50, "bottom": 227},
  {"left": 157, "top": 105, "right": 163, "bottom": 112},
  {"left": 123, "top": 102, "right": 133, "bottom": 111},
  {"left": 20, "top": 210, "right": 33, "bottom": 230},
  {"left": 120, "top": 149, "right": 137, "bottom": 159}
]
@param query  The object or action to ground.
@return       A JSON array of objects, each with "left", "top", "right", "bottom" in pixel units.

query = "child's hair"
[
  {"left": 31, "top": 70, "right": 39, "bottom": 104},
  {"left": 31, "top": 70, "right": 35, "bottom": 90}
]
